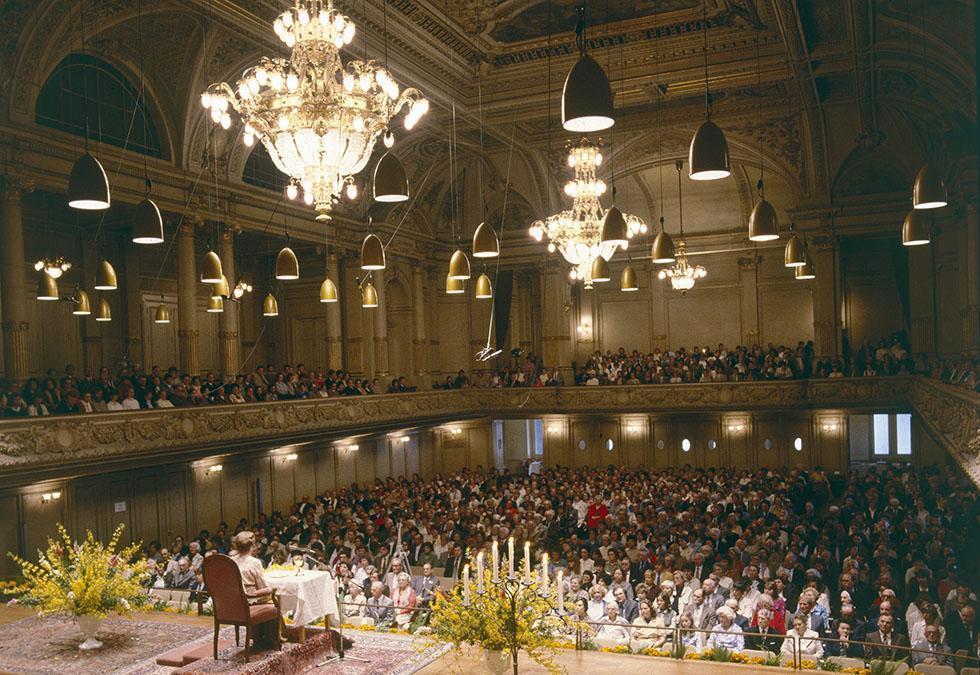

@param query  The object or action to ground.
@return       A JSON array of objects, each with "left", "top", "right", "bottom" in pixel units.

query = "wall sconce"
[
  {"left": 346, "top": 444, "right": 360, "bottom": 451},
  {"left": 41, "top": 491, "right": 62, "bottom": 503},
  {"left": 207, "top": 464, "right": 223, "bottom": 474},
  {"left": 727, "top": 422, "right": 745, "bottom": 433},
  {"left": 822, "top": 421, "right": 839, "bottom": 433},
  {"left": 626, "top": 424, "right": 642, "bottom": 434},
  {"left": 284, "top": 453, "right": 298, "bottom": 462},
  {"left": 398, "top": 435, "right": 410, "bottom": 443},
  {"left": 547, "top": 424, "right": 561, "bottom": 435},
  {"left": 448, "top": 428, "right": 462, "bottom": 436},
  {"left": 576, "top": 321, "right": 591, "bottom": 338}
]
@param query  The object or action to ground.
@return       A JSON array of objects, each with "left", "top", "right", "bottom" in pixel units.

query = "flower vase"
[
  {"left": 77, "top": 614, "right": 103, "bottom": 650},
  {"left": 484, "top": 650, "right": 511, "bottom": 675}
]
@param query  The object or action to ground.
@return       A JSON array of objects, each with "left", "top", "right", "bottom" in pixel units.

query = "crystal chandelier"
[
  {"left": 201, "top": 0, "right": 429, "bottom": 222},
  {"left": 657, "top": 240, "right": 706, "bottom": 291},
  {"left": 528, "top": 139, "right": 645, "bottom": 287},
  {"left": 34, "top": 256, "right": 72, "bottom": 279}
]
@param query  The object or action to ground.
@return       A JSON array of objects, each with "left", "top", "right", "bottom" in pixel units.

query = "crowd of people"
[{"left": 141, "top": 462, "right": 979, "bottom": 663}]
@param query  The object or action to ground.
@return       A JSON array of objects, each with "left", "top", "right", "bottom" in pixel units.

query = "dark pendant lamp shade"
[
  {"left": 373, "top": 152, "right": 409, "bottom": 203},
  {"left": 37, "top": 273, "right": 59, "bottom": 300},
  {"left": 361, "top": 282, "right": 379, "bottom": 308},
  {"left": 912, "top": 164, "right": 947, "bottom": 210},
  {"left": 445, "top": 274, "right": 464, "bottom": 295},
  {"left": 472, "top": 222, "right": 499, "bottom": 258},
  {"left": 276, "top": 246, "right": 299, "bottom": 280},
  {"left": 448, "top": 249, "right": 471, "bottom": 280},
  {"left": 132, "top": 198, "right": 164, "bottom": 244},
  {"left": 795, "top": 257, "right": 815, "bottom": 280},
  {"left": 319, "top": 278, "right": 338, "bottom": 303},
  {"left": 601, "top": 206, "right": 628, "bottom": 248},
  {"left": 651, "top": 230, "right": 676, "bottom": 264},
  {"left": 474, "top": 273, "right": 493, "bottom": 299},
  {"left": 902, "top": 210, "right": 930, "bottom": 246},
  {"left": 72, "top": 289, "right": 92, "bottom": 315},
  {"left": 562, "top": 54, "right": 615, "bottom": 133},
  {"left": 94, "top": 259, "right": 117, "bottom": 290},
  {"left": 591, "top": 256, "right": 611, "bottom": 282},
  {"left": 688, "top": 120, "right": 731, "bottom": 181},
  {"left": 201, "top": 251, "right": 223, "bottom": 284},
  {"left": 784, "top": 234, "right": 805, "bottom": 267},
  {"left": 212, "top": 275, "right": 231, "bottom": 300},
  {"left": 67, "top": 152, "right": 111, "bottom": 210},
  {"left": 153, "top": 304, "right": 171, "bottom": 324},
  {"left": 621, "top": 264, "right": 638, "bottom": 292},
  {"left": 360, "top": 234, "right": 386, "bottom": 270},
  {"left": 262, "top": 293, "right": 279, "bottom": 317},
  {"left": 95, "top": 297, "right": 112, "bottom": 321},
  {"left": 206, "top": 296, "right": 224, "bottom": 313},
  {"left": 748, "top": 199, "right": 779, "bottom": 242}
]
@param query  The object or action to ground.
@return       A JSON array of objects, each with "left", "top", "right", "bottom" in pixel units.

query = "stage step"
[{"left": 156, "top": 639, "right": 234, "bottom": 667}]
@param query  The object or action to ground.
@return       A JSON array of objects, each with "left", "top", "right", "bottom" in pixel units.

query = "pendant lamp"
[
  {"left": 472, "top": 222, "right": 499, "bottom": 258},
  {"left": 902, "top": 210, "right": 930, "bottom": 246},
  {"left": 591, "top": 256, "right": 610, "bottom": 282},
  {"left": 448, "top": 249, "right": 471, "bottom": 280},
  {"left": 600, "top": 206, "right": 628, "bottom": 248},
  {"left": 474, "top": 273, "right": 493, "bottom": 299},
  {"left": 95, "top": 297, "right": 112, "bottom": 321},
  {"left": 67, "top": 152, "right": 111, "bottom": 210},
  {"left": 621, "top": 264, "right": 638, "bottom": 292},
  {"left": 360, "top": 234, "right": 386, "bottom": 270},
  {"left": 794, "top": 257, "right": 815, "bottom": 280},
  {"left": 784, "top": 232, "right": 806, "bottom": 267},
  {"left": 373, "top": 152, "right": 409, "bottom": 203},
  {"left": 361, "top": 282, "right": 379, "bottom": 308},
  {"left": 748, "top": 197, "right": 779, "bottom": 242},
  {"left": 262, "top": 293, "right": 279, "bottom": 317},
  {"left": 37, "top": 274, "right": 59, "bottom": 300},
  {"left": 132, "top": 197, "right": 164, "bottom": 244},
  {"left": 562, "top": 3, "right": 614, "bottom": 134},
  {"left": 275, "top": 246, "right": 299, "bottom": 280},
  {"left": 445, "top": 274, "right": 464, "bottom": 295},
  {"left": 912, "top": 164, "right": 947, "bottom": 210},
  {"left": 319, "top": 278, "right": 339, "bottom": 303},
  {"left": 72, "top": 289, "right": 92, "bottom": 315},
  {"left": 689, "top": 120, "right": 730, "bottom": 181},
  {"left": 201, "top": 250, "right": 223, "bottom": 283},
  {"left": 212, "top": 275, "right": 231, "bottom": 300},
  {"left": 651, "top": 217, "right": 676, "bottom": 263},
  {"left": 206, "top": 296, "right": 224, "bottom": 313},
  {"left": 154, "top": 303, "right": 171, "bottom": 324},
  {"left": 94, "top": 259, "right": 117, "bottom": 291}
]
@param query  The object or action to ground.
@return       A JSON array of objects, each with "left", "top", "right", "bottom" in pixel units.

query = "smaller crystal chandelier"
[
  {"left": 231, "top": 277, "right": 253, "bottom": 300},
  {"left": 34, "top": 256, "right": 71, "bottom": 279},
  {"left": 658, "top": 241, "right": 706, "bottom": 292}
]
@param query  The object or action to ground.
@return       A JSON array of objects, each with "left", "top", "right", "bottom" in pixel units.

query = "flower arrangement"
[
  {"left": 640, "top": 647, "right": 672, "bottom": 657},
  {"left": 7, "top": 524, "right": 150, "bottom": 618},
  {"left": 599, "top": 645, "right": 631, "bottom": 654}
]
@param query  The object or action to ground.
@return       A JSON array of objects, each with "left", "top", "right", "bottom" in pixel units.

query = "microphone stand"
[{"left": 316, "top": 589, "right": 369, "bottom": 666}]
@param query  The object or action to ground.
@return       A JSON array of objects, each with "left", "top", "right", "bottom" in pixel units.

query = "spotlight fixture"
[
  {"left": 319, "top": 278, "right": 339, "bottom": 303},
  {"left": 95, "top": 297, "right": 112, "bottom": 322},
  {"left": 474, "top": 272, "right": 493, "bottom": 299},
  {"left": 784, "top": 226, "right": 806, "bottom": 267},
  {"left": 34, "top": 256, "right": 72, "bottom": 279},
  {"left": 201, "top": 250, "right": 223, "bottom": 283},
  {"left": 206, "top": 296, "right": 224, "bottom": 313},
  {"left": 561, "top": 5, "right": 614, "bottom": 132},
  {"left": 590, "top": 256, "right": 610, "bottom": 283},
  {"left": 67, "top": 152, "right": 111, "bottom": 210},
  {"left": 275, "top": 246, "right": 299, "bottom": 280},
  {"left": 71, "top": 289, "right": 92, "bottom": 316},
  {"left": 794, "top": 255, "right": 815, "bottom": 280},
  {"left": 448, "top": 249, "right": 470, "bottom": 280},
  {"left": 650, "top": 217, "right": 676, "bottom": 264},
  {"left": 600, "top": 206, "right": 628, "bottom": 249},
  {"left": 912, "top": 164, "right": 947, "bottom": 210},
  {"left": 373, "top": 152, "right": 409, "bottom": 203},
  {"left": 262, "top": 293, "right": 279, "bottom": 317},
  {"left": 36, "top": 274, "right": 59, "bottom": 301},
  {"left": 94, "top": 259, "right": 117, "bottom": 291},
  {"left": 132, "top": 194, "right": 164, "bottom": 244},
  {"left": 472, "top": 222, "right": 499, "bottom": 258},
  {"left": 445, "top": 274, "right": 464, "bottom": 295},
  {"left": 902, "top": 209, "right": 930, "bottom": 246},
  {"left": 361, "top": 281, "right": 378, "bottom": 308},
  {"left": 620, "top": 263, "right": 638, "bottom": 292},
  {"left": 154, "top": 303, "right": 171, "bottom": 324},
  {"left": 360, "top": 233, "right": 386, "bottom": 270},
  {"left": 688, "top": 2, "right": 730, "bottom": 181}
]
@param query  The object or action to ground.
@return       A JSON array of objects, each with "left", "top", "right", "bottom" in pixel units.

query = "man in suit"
[
  {"left": 744, "top": 608, "right": 782, "bottom": 652},
  {"left": 613, "top": 586, "right": 639, "bottom": 623},
  {"left": 443, "top": 544, "right": 465, "bottom": 580},
  {"left": 790, "top": 595, "right": 829, "bottom": 636},
  {"left": 412, "top": 562, "right": 441, "bottom": 608},
  {"left": 824, "top": 620, "right": 863, "bottom": 658},
  {"left": 691, "top": 552, "right": 711, "bottom": 583},
  {"left": 686, "top": 588, "right": 717, "bottom": 630},
  {"left": 912, "top": 624, "right": 953, "bottom": 666},
  {"left": 702, "top": 577, "right": 727, "bottom": 610},
  {"left": 944, "top": 604, "right": 977, "bottom": 653},
  {"left": 165, "top": 556, "right": 196, "bottom": 589},
  {"left": 864, "top": 614, "right": 911, "bottom": 661}
]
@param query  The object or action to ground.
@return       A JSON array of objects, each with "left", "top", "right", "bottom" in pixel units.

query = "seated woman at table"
[
  {"left": 391, "top": 572, "right": 418, "bottom": 629},
  {"left": 228, "top": 531, "right": 279, "bottom": 646}
]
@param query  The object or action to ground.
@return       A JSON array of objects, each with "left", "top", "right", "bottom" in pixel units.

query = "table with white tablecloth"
[{"left": 265, "top": 568, "right": 340, "bottom": 627}]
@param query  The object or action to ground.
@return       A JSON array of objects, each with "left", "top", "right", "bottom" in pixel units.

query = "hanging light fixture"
[
  {"left": 620, "top": 263, "right": 638, "bottom": 291},
  {"left": 275, "top": 246, "right": 299, "bottom": 280},
  {"left": 794, "top": 255, "right": 815, "bottom": 280},
  {"left": 360, "top": 233, "right": 386, "bottom": 270},
  {"left": 902, "top": 209, "right": 931, "bottom": 246},
  {"left": 201, "top": 250, "right": 223, "bottom": 283},
  {"left": 448, "top": 249, "right": 471, "bottom": 280},
  {"left": 319, "top": 278, "right": 339, "bottom": 303},
  {"left": 651, "top": 218, "right": 676, "bottom": 263},
  {"left": 212, "top": 275, "right": 231, "bottom": 300},
  {"left": 472, "top": 222, "right": 499, "bottom": 259},
  {"left": 658, "top": 161, "right": 707, "bottom": 292},
  {"left": 784, "top": 225, "right": 806, "bottom": 266},
  {"left": 154, "top": 303, "right": 171, "bottom": 324},
  {"left": 232, "top": 277, "right": 253, "bottom": 300},
  {"left": 361, "top": 281, "right": 379, "bottom": 308},
  {"left": 37, "top": 274, "right": 59, "bottom": 301},
  {"left": 262, "top": 292, "right": 279, "bottom": 317},
  {"left": 445, "top": 274, "right": 464, "bottom": 295},
  {"left": 94, "top": 259, "right": 117, "bottom": 291},
  {"left": 600, "top": 206, "right": 628, "bottom": 249},
  {"left": 748, "top": 194, "right": 779, "bottom": 241},
  {"left": 689, "top": 2, "right": 730, "bottom": 180},
  {"left": 95, "top": 297, "right": 111, "bottom": 321},
  {"left": 590, "top": 256, "right": 610, "bottom": 283},
  {"left": 373, "top": 151, "right": 409, "bottom": 203},
  {"left": 561, "top": 3, "right": 614, "bottom": 132},
  {"left": 912, "top": 164, "right": 947, "bottom": 210},
  {"left": 202, "top": 1, "right": 428, "bottom": 221},
  {"left": 67, "top": 152, "right": 111, "bottom": 210},
  {"left": 132, "top": 193, "right": 164, "bottom": 244},
  {"left": 474, "top": 272, "right": 493, "bottom": 299},
  {"left": 72, "top": 289, "right": 92, "bottom": 315},
  {"left": 34, "top": 256, "right": 72, "bottom": 279},
  {"left": 206, "top": 296, "right": 224, "bottom": 313}
]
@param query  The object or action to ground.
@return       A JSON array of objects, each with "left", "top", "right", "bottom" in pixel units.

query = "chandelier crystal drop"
[
  {"left": 201, "top": 0, "right": 428, "bottom": 222},
  {"left": 657, "top": 241, "right": 706, "bottom": 292},
  {"left": 529, "top": 139, "right": 645, "bottom": 287}
]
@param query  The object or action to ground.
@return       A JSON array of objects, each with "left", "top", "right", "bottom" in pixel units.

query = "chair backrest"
[
  {"left": 743, "top": 649, "right": 774, "bottom": 660},
  {"left": 916, "top": 665, "right": 955, "bottom": 675},
  {"left": 827, "top": 656, "right": 867, "bottom": 670},
  {"left": 202, "top": 554, "right": 249, "bottom": 623},
  {"left": 960, "top": 667, "right": 979, "bottom": 675}
]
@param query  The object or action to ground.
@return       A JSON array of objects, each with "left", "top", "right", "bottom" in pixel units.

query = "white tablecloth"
[{"left": 265, "top": 569, "right": 339, "bottom": 627}]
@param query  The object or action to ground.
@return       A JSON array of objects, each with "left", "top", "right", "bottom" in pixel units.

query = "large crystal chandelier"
[
  {"left": 658, "top": 240, "right": 706, "bottom": 292},
  {"left": 528, "top": 139, "right": 645, "bottom": 287},
  {"left": 201, "top": 0, "right": 429, "bottom": 222}
]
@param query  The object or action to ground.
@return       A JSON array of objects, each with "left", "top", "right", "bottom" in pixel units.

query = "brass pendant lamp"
[
  {"left": 600, "top": 206, "right": 628, "bottom": 249},
  {"left": 472, "top": 222, "right": 499, "bottom": 258},
  {"left": 275, "top": 246, "right": 299, "bottom": 280},
  {"left": 912, "top": 164, "right": 947, "bottom": 210},
  {"left": 360, "top": 233, "right": 386, "bottom": 270},
  {"left": 37, "top": 273, "right": 59, "bottom": 300},
  {"left": 262, "top": 292, "right": 279, "bottom": 317},
  {"left": 373, "top": 152, "right": 409, "bottom": 203},
  {"left": 95, "top": 297, "right": 112, "bottom": 321},
  {"left": 561, "top": 4, "right": 614, "bottom": 133},
  {"left": 94, "top": 259, "right": 117, "bottom": 291},
  {"left": 590, "top": 256, "right": 610, "bottom": 282},
  {"left": 361, "top": 281, "right": 379, "bottom": 308},
  {"left": 620, "top": 263, "right": 638, "bottom": 292},
  {"left": 651, "top": 217, "right": 676, "bottom": 264},
  {"left": 319, "top": 278, "right": 339, "bottom": 303},
  {"left": 748, "top": 192, "right": 779, "bottom": 242},
  {"left": 132, "top": 194, "right": 164, "bottom": 244},
  {"left": 154, "top": 303, "right": 171, "bottom": 324},
  {"left": 68, "top": 152, "right": 111, "bottom": 210},
  {"left": 206, "top": 296, "right": 224, "bottom": 313},
  {"left": 201, "top": 250, "right": 223, "bottom": 284},
  {"left": 445, "top": 273, "right": 464, "bottom": 295},
  {"left": 72, "top": 288, "right": 92, "bottom": 315},
  {"left": 794, "top": 242, "right": 815, "bottom": 280},
  {"left": 784, "top": 225, "right": 806, "bottom": 267},
  {"left": 688, "top": 2, "right": 730, "bottom": 181},
  {"left": 448, "top": 249, "right": 471, "bottom": 280},
  {"left": 474, "top": 272, "right": 493, "bottom": 299},
  {"left": 902, "top": 209, "right": 930, "bottom": 246}
]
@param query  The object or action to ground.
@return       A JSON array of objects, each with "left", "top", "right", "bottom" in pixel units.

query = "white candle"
[
  {"left": 508, "top": 537, "right": 515, "bottom": 579},
  {"left": 492, "top": 540, "right": 500, "bottom": 583},
  {"left": 463, "top": 564, "right": 470, "bottom": 605},
  {"left": 477, "top": 552, "right": 485, "bottom": 594},
  {"left": 541, "top": 553, "right": 549, "bottom": 587},
  {"left": 524, "top": 541, "right": 532, "bottom": 584},
  {"left": 557, "top": 570, "right": 564, "bottom": 611}
]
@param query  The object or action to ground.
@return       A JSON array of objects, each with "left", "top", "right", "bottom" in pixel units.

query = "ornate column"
[
  {"left": 427, "top": 267, "right": 441, "bottom": 380},
  {"left": 810, "top": 234, "right": 840, "bottom": 359},
  {"left": 373, "top": 271, "right": 388, "bottom": 378},
  {"left": 218, "top": 225, "right": 240, "bottom": 376},
  {"left": 539, "top": 260, "right": 572, "bottom": 373},
  {"left": 176, "top": 219, "right": 200, "bottom": 374},
  {"left": 411, "top": 262, "right": 428, "bottom": 382},
  {"left": 123, "top": 250, "right": 143, "bottom": 368},
  {"left": 959, "top": 202, "right": 979, "bottom": 355},
  {"left": 737, "top": 255, "right": 761, "bottom": 345},
  {"left": 648, "top": 263, "right": 667, "bottom": 351},
  {"left": 325, "top": 252, "right": 343, "bottom": 371},
  {"left": 0, "top": 178, "right": 30, "bottom": 379}
]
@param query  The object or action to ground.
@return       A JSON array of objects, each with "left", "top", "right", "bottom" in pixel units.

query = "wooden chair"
[
  {"left": 914, "top": 664, "right": 955, "bottom": 675},
  {"left": 202, "top": 554, "right": 281, "bottom": 662}
]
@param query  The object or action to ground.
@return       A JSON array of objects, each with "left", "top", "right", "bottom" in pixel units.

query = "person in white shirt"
[
  {"left": 343, "top": 580, "right": 367, "bottom": 622},
  {"left": 707, "top": 606, "right": 745, "bottom": 653},
  {"left": 587, "top": 584, "right": 607, "bottom": 621},
  {"left": 594, "top": 604, "right": 631, "bottom": 649},
  {"left": 155, "top": 390, "right": 175, "bottom": 408},
  {"left": 780, "top": 615, "right": 823, "bottom": 660},
  {"left": 630, "top": 600, "right": 662, "bottom": 652},
  {"left": 106, "top": 391, "right": 125, "bottom": 411},
  {"left": 121, "top": 390, "right": 141, "bottom": 410},
  {"left": 227, "top": 531, "right": 279, "bottom": 646}
]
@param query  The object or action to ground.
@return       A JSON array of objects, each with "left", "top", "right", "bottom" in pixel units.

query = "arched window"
[
  {"left": 35, "top": 54, "right": 162, "bottom": 158},
  {"left": 243, "top": 143, "right": 289, "bottom": 194}
]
